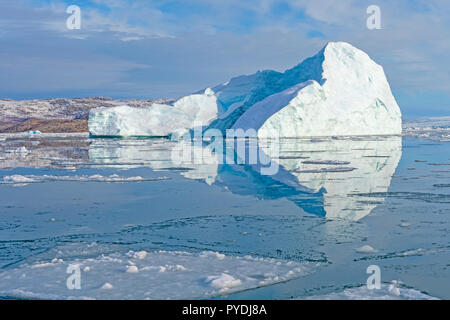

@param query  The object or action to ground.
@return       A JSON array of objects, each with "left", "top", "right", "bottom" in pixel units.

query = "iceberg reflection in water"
[
  {"left": 3, "top": 132, "right": 448, "bottom": 300},
  {"left": 89, "top": 135, "right": 402, "bottom": 221}
]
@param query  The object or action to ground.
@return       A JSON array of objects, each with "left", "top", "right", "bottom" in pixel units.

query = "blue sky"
[{"left": 0, "top": 0, "right": 449, "bottom": 118}]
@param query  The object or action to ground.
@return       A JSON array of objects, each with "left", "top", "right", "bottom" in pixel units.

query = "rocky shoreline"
[
  {"left": 0, "top": 97, "right": 174, "bottom": 133},
  {"left": 0, "top": 119, "right": 88, "bottom": 133}
]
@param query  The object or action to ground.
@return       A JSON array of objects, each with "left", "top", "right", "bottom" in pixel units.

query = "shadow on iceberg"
[{"left": 88, "top": 135, "right": 402, "bottom": 221}]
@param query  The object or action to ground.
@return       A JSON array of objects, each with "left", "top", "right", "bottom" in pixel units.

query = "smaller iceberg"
[{"left": 88, "top": 88, "right": 219, "bottom": 137}]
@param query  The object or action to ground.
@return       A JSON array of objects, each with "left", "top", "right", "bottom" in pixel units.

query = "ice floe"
[
  {"left": 403, "top": 117, "right": 450, "bottom": 141},
  {"left": 303, "top": 284, "right": 437, "bottom": 300},
  {"left": 0, "top": 245, "right": 319, "bottom": 300}
]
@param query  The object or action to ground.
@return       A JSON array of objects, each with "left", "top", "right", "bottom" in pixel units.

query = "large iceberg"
[
  {"left": 233, "top": 42, "right": 402, "bottom": 137},
  {"left": 89, "top": 42, "right": 402, "bottom": 137}
]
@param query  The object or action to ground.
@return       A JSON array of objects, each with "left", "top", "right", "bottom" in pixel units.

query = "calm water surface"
[{"left": 0, "top": 133, "right": 448, "bottom": 299}]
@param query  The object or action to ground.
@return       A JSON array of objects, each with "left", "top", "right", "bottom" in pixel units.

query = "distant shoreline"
[
  {"left": 0, "top": 97, "right": 175, "bottom": 134},
  {"left": 0, "top": 119, "right": 88, "bottom": 134}
]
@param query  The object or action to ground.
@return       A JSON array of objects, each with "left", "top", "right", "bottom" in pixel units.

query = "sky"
[{"left": 0, "top": 0, "right": 449, "bottom": 118}]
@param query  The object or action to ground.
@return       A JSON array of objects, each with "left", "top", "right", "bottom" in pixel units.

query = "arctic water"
[{"left": 0, "top": 123, "right": 448, "bottom": 299}]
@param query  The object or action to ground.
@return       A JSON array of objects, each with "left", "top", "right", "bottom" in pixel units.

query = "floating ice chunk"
[
  {"left": 31, "top": 258, "right": 63, "bottom": 269},
  {"left": 215, "top": 253, "right": 225, "bottom": 260},
  {"left": 2, "top": 174, "right": 35, "bottom": 184},
  {"left": 205, "top": 273, "right": 242, "bottom": 291},
  {"left": 132, "top": 251, "right": 148, "bottom": 260},
  {"left": 100, "top": 282, "right": 113, "bottom": 290},
  {"left": 401, "top": 248, "right": 426, "bottom": 257},
  {"left": 399, "top": 222, "right": 411, "bottom": 228},
  {"left": 200, "top": 251, "right": 226, "bottom": 260},
  {"left": 126, "top": 265, "right": 139, "bottom": 273},
  {"left": 356, "top": 245, "right": 376, "bottom": 254},
  {"left": 388, "top": 281, "right": 401, "bottom": 296}
]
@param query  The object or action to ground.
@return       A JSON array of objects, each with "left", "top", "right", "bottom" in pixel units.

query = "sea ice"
[
  {"left": 100, "top": 283, "right": 114, "bottom": 290},
  {"left": 2, "top": 174, "right": 36, "bottom": 184},
  {"left": 403, "top": 117, "right": 450, "bottom": 141},
  {"left": 303, "top": 284, "right": 437, "bottom": 300},
  {"left": 356, "top": 245, "right": 376, "bottom": 254},
  {"left": 0, "top": 174, "right": 168, "bottom": 185},
  {"left": 126, "top": 265, "right": 139, "bottom": 273},
  {"left": 205, "top": 273, "right": 242, "bottom": 291},
  {"left": 0, "top": 244, "right": 319, "bottom": 300}
]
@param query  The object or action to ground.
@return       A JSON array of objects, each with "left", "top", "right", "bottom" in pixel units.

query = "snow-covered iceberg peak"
[{"left": 233, "top": 42, "right": 402, "bottom": 137}]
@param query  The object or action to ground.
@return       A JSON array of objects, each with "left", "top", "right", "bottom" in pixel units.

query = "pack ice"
[{"left": 89, "top": 42, "right": 402, "bottom": 137}]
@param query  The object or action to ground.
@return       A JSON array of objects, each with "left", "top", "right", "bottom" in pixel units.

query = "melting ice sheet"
[{"left": 0, "top": 244, "right": 318, "bottom": 300}]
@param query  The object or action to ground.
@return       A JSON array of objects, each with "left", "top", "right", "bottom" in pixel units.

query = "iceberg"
[
  {"left": 88, "top": 89, "right": 219, "bottom": 137},
  {"left": 89, "top": 104, "right": 192, "bottom": 137},
  {"left": 88, "top": 41, "right": 402, "bottom": 137},
  {"left": 233, "top": 42, "right": 402, "bottom": 137}
]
